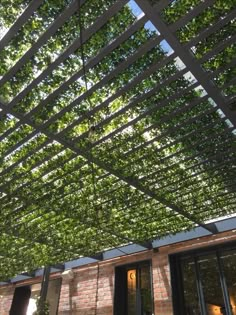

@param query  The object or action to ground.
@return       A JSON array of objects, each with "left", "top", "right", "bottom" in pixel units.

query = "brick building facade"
[{"left": 1, "top": 224, "right": 236, "bottom": 315}]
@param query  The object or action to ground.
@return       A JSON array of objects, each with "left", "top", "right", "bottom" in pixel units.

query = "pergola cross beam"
[
  {"left": 0, "top": 99, "right": 218, "bottom": 234},
  {"left": 0, "top": 0, "right": 44, "bottom": 51},
  {"left": 0, "top": 0, "right": 86, "bottom": 86},
  {"left": 135, "top": 0, "right": 236, "bottom": 127},
  {"left": 1, "top": 0, "right": 236, "bottom": 280}
]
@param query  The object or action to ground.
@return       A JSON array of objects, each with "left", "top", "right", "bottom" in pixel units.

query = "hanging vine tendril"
[{"left": 77, "top": 0, "right": 100, "bottom": 222}]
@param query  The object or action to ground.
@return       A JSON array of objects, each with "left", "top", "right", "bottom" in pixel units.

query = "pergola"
[{"left": 0, "top": 0, "right": 235, "bottom": 280}]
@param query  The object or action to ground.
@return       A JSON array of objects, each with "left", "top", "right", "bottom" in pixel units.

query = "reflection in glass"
[
  {"left": 221, "top": 250, "right": 236, "bottom": 315},
  {"left": 47, "top": 278, "right": 61, "bottom": 315},
  {"left": 27, "top": 283, "right": 41, "bottom": 315},
  {"left": 198, "top": 255, "right": 225, "bottom": 315},
  {"left": 25, "top": 279, "right": 61, "bottom": 315},
  {"left": 178, "top": 246, "right": 236, "bottom": 315},
  {"left": 181, "top": 257, "right": 201, "bottom": 315},
  {"left": 140, "top": 265, "right": 152, "bottom": 315}
]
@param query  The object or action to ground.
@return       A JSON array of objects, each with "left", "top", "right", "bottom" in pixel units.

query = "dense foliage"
[{"left": 0, "top": 0, "right": 235, "bottom": 280}]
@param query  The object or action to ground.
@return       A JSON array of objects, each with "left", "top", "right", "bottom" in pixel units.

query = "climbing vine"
[{"left": 0, "top": 0, "right": 235, "bottom": 280}]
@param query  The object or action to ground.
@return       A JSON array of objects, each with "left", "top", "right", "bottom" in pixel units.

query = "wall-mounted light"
[{"left": 130, "top": 272, "right": 136, "bottom": 280}]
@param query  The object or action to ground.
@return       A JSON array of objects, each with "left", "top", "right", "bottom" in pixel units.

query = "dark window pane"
[
  {"left": 198, "top": 254, "right": 225, "bottom": 315},
  {"left": 140, "top": 265, "right": 152, "bottom": 315},
  {"left": 10, "top": 286, "right": 31, "bottom": 315},
  {"left": 181, "top": 257, "right": 201, "bottom": 315},
  {"left": 221, "top": 250, "right": 236, "bottom": 315}
]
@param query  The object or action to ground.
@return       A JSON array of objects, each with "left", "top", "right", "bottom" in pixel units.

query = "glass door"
[
  {"left": 220, "top": 250, "right": 236, "bottom": 314},
  {"left": 126, "top": 264, "right": 153, "bottom": 315},
  {"left": 197, "top": 254, "right": 227, "bottom": 315},
  {"left": 173, "top": 246, "right": 236, "bottom": 315}
]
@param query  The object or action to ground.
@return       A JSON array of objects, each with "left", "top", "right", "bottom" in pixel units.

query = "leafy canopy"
[{"left": 0, "top": 0, "right": 235, "bottom": 280}]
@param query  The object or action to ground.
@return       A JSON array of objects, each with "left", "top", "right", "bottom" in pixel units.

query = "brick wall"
[
  {"left": 152, "top": 229, "right": 236, "bottom": 315},
  {"left": 1, "top": 230, "right": 236, "bottom": 315},
  {"left": 0, "top": 285, "right": 14, "bottom": 315},
  {"left": 57, "top": 251, "right": 153, "bottom": 315}
]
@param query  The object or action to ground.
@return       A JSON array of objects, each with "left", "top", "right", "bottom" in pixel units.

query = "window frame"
[
  {"left": 10, "top": 276, "right": 62, "bottom": 315},
  {"left": 170, "top": 241, "right": 236, "bottom": 315},
  {"left": 114, "top": 259, "right": 154, "bottom": 315}
]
